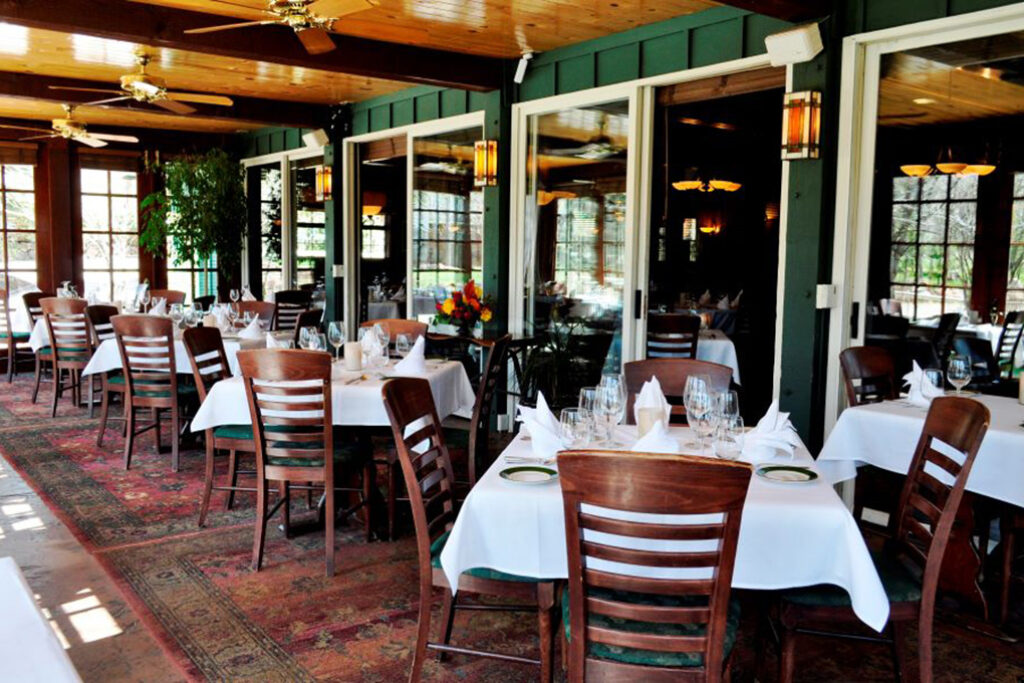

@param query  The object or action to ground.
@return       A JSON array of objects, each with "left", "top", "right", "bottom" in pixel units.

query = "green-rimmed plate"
[
  {"left": 499, "top": 465, "right": 558, "bottom": 485},
  {"left": 755, "top": 464, "right": 818, "bottom": 485}
]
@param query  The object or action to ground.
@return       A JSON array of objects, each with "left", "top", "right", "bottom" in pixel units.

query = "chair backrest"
[
  {"left": 40, "top": 297, "right": 90, "bottom": 366},
  {"left": 623, "top": 359, "right": 732, "bottom": 424},
  {"left": 273, "top": 290, "right": 312, "bottom": 331},
  {"left": 558, "top": 451, "right": 751, "bottom": 681},
  {"left": 0, "top": 288, "right": 15, "bottom": 339},
  {"left": 382, "top": 378, "right": 457, "bottom": 581},
  {"left": 892, "top": 397, "right": 988, "bottom": 618},
  {"left": 237, "top": 349, "right": 333, "bottom": 474},
  {"left": 996, "top": 311, "right": 1023, "bottom": 377},
  {"left": 22, "top": 291, "right": 52, "bottom": 325},
  {"left": 359, "top": 318, "right": 429, "bottom": 344},
  {"left": 952, "top": 337, "right": 999, "bottom": 384},
  {"left": 839, "top": 346, "right": 898, "bottom": 406},
  {"left": 193, "top": 294, "right": 216, "bottom": 311},
  {"left": 148, "top": 289, "right": 186, "bottom": 306},
  {"left": 85, "top": 304, "right": 119, "bottom": 347},
  {"left": 111, "top": 315, "right": 178, "bottom": 406},
  {"left": 182, "top": 326, "right": 231, "bottom": 402},
  {"left": 931, "top": 312, "right": 960, "bottom": 364},
  {"left": 466, "top": 335, "right": 510, "bottom": 484},
  {"left": 236, "top": 300, "right": 276, "bottom": 326},
  {"left": 879, "top": 298, "right": 903, "bottom": 316},
  {"left": 647, "top": 312, "right": 701, "bottom": 359},
  {"left": 293, "top": 309, "right": 323, "bottom": 344}
]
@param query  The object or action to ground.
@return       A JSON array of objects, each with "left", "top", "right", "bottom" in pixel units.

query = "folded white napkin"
[
  {"left": 716, "top": 296, "right": 730, "bottom": 311},
  {"left": 631, "top": 420, "right": 680, "bottom": 454},
  {"left": 698, "top": 289, "right": 711, "bottom": 305},
  {"left": 516, "top": 392, "right": 565, "bottom": 459},
  {"left": 742, "top": 401, "right": 801, "bottom": 461},
  {"left": 202, "top": 313, "right": 219, "bottom": 329},
  {"left": 241, "top": 288, "right": 256, "bottom": 302},
  {"left": 391, "top": 286, "right": 406, "bottom": 301},
  {"left": 902, "top": 361, "right": 944, "bottom": 407},
  {"left": 238, "top": 315, "right": 262, "bottom": 340},
  {"left": 393, "top": 336, "right": 427, "bottom": 375},
  {"left": 731, "top": 289, "right": 743, "bottom": 308},
  {"left": 149, "top": 298, "right": 166, "bottom": 316},
  {"left": 634, "top": 376, "right": 671, "bottom": 426}
]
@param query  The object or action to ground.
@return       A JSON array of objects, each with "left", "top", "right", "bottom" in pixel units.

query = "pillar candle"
[{"left": 344, "top": 341, "right": 362, "bottom": 372}]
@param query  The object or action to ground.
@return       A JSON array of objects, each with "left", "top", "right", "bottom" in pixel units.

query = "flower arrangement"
[{"left": 434, "top": 280, "right": 493, "bottom": 335}]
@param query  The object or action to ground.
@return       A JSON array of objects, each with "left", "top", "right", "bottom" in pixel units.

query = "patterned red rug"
[{"left": 2, "top": 376, "right": 1023, "bottom": 681}]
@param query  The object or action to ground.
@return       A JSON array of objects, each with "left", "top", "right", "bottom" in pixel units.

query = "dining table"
[
  {"left": 440, "top": 425, "right": 890, "bottom": 632},
  {"left": 696, "top": 329, "right": 741, "bottom": 384},
  {"left": 80, "top": 336, "right": 246, "bottom": 379},
  {"left": 817, "top": 393, "right": 1024, "bottom": 618}
]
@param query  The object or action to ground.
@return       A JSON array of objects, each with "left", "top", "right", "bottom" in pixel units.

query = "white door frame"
[
  {"left": 824, "top": 3, "right": 1024, "bottom": 436},
  {"left": 341, "top": 111, "right": 486, "bottom": 338}
]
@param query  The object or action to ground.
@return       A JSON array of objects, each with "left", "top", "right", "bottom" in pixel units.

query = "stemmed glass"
[
  {"left": 947, "top": 355, "right": 972, "bottom": 396},
  {"left": 594, "top": 384, "right": 625, "bottom": 446},
  {"left": 713, "top": 390, "right": 740, "bottom": 432},
  {"left": 712, "top": 416, "right": 745, "bottom": 461},
  {"left": 598, "top": 373, "right": 627, "bottom": 443},
  {"left": 560, "top": 408, "right": 591, "bottom": 448},
  {"left": 373, "top": 323, "right": 390, "bottom": 365},
  {"left": 229, "top": 288, "right": 240, "bottom": 305},
  {"left": 578, "top": 387, "right": 597, "bottom": 442},
  {"left": 683, "top": 374, "right": 711, "bottom": 447},
  {"left": 141, "top": 290, "right": 151, "bottom": 311},
  {"left": 395, "top": 333, "right": 411, "bottom": 359},
  {"left": 169, "top": 303, "right": 184, "bottom": 330},
  {"left": 299, "top": 326, "right": 319, "bottom": 350},
  {"left": 327, "top": 322, "right": 346, "bottom": 361},
  {"left": 684, "top": 375, "right": 713, "bottom": 451}
]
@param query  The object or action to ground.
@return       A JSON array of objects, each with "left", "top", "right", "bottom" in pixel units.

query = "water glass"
[
  {"left": 169, "top": 303, "right": 184, "bottom": 328},
  {"left": 947, "top": 355, "right": 972, "bottom": 395},
  {"left": 924, "top": 368, "right": 944, "bottom": 393},
  {"left": 712, "top": 416, "right": 745, "bottom": 461},
  {"left": 327, "top": 321, "right": 346, "bottom": 361},
  {"left": 560, "top": 408, "right": 591, "bottom": 448},
  {"left": 299, "top": 326, "right": 318, "bottom": 350},
  {"left": 714, "top": 389, "right": 740, "bottom": 429},
  {"left": 395, "top": 333, "right": 411, "bottom": 358},
  {"left": 594, "top": 384, "right": 624, "bottom": 445},
  {"left": 578, "top": 386, "right": 597, "bottom": 435},
  {"left": 229, "top": 288, "right": 240, "bottom": 304},
  {"left": 685, "top": 380, "right": 713, "bottom": 451}
]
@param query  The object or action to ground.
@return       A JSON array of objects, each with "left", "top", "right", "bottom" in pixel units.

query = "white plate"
[
  {"left": 499, "top": 466, "right": 558, "bottom": 485},
  {"left": 755, "top": 464, "right": 818, "bottom": 485}
]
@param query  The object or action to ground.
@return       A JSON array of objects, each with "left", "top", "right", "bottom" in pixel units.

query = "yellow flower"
[
  {"left": 480, "top": 308, "right": 492, "bottom": 322},
  {"left": 474, "top": 285, "right": 483, "bottom": 299},
  {"left": 442, "top": 298, "right": 455, "bottom": 315}
]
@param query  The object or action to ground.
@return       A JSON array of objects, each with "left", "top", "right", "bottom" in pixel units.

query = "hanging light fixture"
[
  {"left": 473, "top": 139, "right": 498, "bottom": 187},
  {"left": 935, "top": 146, "right": 967, "bottom": 175},
  {"left": 537, "top": 189, "right": 577, "bottom": 206},
  {"left": 671, "top": 178, "right": 742, "bottom": 193},
  {"left": 781, "top": 90, "right": 821, "bottom": 160},
  {"left": 899, "top": 164, "right": 932, "bottom": 178},
  {"left": 362, "top": 190, "right": 386, "bottom": 216}
]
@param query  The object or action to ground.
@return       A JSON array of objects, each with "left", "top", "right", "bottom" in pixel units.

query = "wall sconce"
[
  {"left": 781, "top": 90, "right": 821, "bottom": 160},
  {"left": 474, "top": 139, "right": 498, "bottom": 187},
  {"left": 362, "top": 190, "right": 386, "bottom": 216},
  {"left": 315, "top": 165, "right": 333, "bottom": 201},
  {"left": 699, "top": 224, "right": 721, "bottom": 235}
]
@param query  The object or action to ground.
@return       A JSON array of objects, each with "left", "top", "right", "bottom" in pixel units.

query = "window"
[
  {"left": 361, "top": 213, "right": 387, "bottom": 260},
  {"left": 1007, "top": 173, "right": 1024, "bottom": 311},
  {"left": 81, "top": 168, "right": 139, "bottom": 302},
  {"left": 554, "top": 193, "right": 627, "bottom": 298},
  {"left": 0, "top": 163, "right": 37, "bottom": 321},
  {"left": 889, "top": 174, "right": 977, "bottom": 319},
  {"left": 411, "top": 188, "right": 483, "bottom": 289},
  {"left": 258, "top": 166, "right": 283, "bottom": 296},
  {"left": 166, "top": 238, "right": 217, "bottom": 303},
  {"left": 292, "top": 160, "right": 326, "bottom": 288}
]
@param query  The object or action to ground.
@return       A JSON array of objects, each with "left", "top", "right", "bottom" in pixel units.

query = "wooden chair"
[
  {"left": 193, "top": 294, "right": 216, "bottom": 311},
  {"left": 147, "top": 289, "right": 186, "bottom": 307},
  {"left": 382, "top": 377, "right": 556, "bottom": 682},
  {"left": 87, "top": 304, "right": 126, "bottom": 444},
  {"left": 558, "top": 450, "right": 751, "bottom": 682},
  {"left": 40, "top": 297, "right": 92, "bottom": 417},
  {"left": 1, "top": 288, "right": 32, "bottom": 382},
  {"left": 235, "top": 300, "right": 276, "bottom": 326},
  {"left": 292, "top": 308, "right": 323, "bottom": 345},
  {"left": 995, "top": 311, "right": 1023, "bottom": 378},
  {"left": 183, "top": 327, "right": 256, "bottom": 527},
  {"left": 839, "top": 346, "right": 904, "bottom": 530},
  {"left": 646, "top": 312, "right": 702, "bottom": 359},
  {"left": 931, "top": 312, "right": 960, "bottom": 369},
  {"left": 111, "top": 315, "right": 197, "bottom": 471},
  {"left": 623, "top": 358, "right": 732, "bottom": 425},
  {"left": 237, "top": 348, "right": 373, "bottom": 576},
  {"left": 272, "top": 289, "right": 312, "bottom": 331},
  {"left": 778, "top": 396, "right": 990, "bottom": 683},
  {"left": 359, "top": 318, "right": 428, "bottom": 345},
  {"left": 23, "top": 291, "right": 54, "bottom": 403}
]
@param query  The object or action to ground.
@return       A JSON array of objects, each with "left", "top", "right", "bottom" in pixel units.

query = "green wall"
[
  {"left": 239, "top": 126, "right": 315, "bottom": 158},
  {"left": 350, "top": 86, "right": 498, "bottom": 136}
]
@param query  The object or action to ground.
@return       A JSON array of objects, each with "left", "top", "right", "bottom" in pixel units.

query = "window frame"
[
  {"left": 80, "top": 166, "right": 140, "bottom": 303},
  {"left": 0, "top": 163, "right": 37, "bottom": 297}
]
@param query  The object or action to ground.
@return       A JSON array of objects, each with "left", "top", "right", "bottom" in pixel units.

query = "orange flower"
[{"left": 480, "top": 308, "right": 492, "bottom": 323}]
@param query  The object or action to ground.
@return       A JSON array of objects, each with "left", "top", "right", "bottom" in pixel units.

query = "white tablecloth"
[
  {"left": 191, "top": 360, "right": 475, "bottom": 431},
  {"left": 81, "top": 338, "right": 243, "bottom": 378},
  {"left": 28, "top": 318, "right": 48, "bottom": 352},
  {"left": 367, "top": 301, "right": 401, "bottom": 320},
  {"left": 440, "top": 426, "right": 889, "bottom": 631},
  {"left": 697, "top": 329, "right": 741, "bottom": 384},
  {"left": 0, "top": 557, "right": 81, "bottom": 682},
  {"left": 818, "top": 395, "right": 1024, "bottom": 508}
]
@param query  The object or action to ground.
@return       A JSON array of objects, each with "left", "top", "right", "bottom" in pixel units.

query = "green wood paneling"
[
  {"left": 690, "top": 18, "right": 744, "bottom": 67},
  {"left": 521, "top": 63, "right": 556, "bottom": 101},
  {"left": 392, "top": 99, "right": 414, "bottom": 127},
  {"left": 369, "top": 105, "right": 391, "bottom": 132},
  {"left": 414, "top": 92, "right": 440, "bottom": 121},
  {"left": 239, "top": 126, "right": 312, "bottom": 158},
  {"left": 743, "top": 14, "right": 792, "bottom": 56},
  {"left": 641, "top": 32, "right": 689, "bottom": 77},
  {"left": 597, "top": 44, "right": 640, "bottom": 86},
  {"left": 850, "top": 0, "right": 1016, "bottom": 33},
  {"left": 557, "top": 54, "right": 596, "bottom": 93},
  {"left": 440, "top": 89, "right": 469, "bottom": 118}
]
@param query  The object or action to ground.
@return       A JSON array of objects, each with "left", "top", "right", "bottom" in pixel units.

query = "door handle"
[{"left": 850, "top": 301, "right": 860, "bottom": 338}]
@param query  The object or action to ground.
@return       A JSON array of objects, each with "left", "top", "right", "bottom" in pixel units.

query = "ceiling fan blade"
[
  {"left": 206, "top": 0, "right": 269, "bottom": 11},
  {"left": 166, "top": 92, "right": 234, "bottom": 107},
  {"left": 296, "top": 27, "right": 336, "bottom": 55},
  {"left": 0, "top": 123, "right": 53, "bottom": 134},
  {"left": 184, "top": 20, "right": 277, "bottom": 35},
  {"left": 75, "top": 135, "right": 108, "bottom": 148},
  {"left": 19, "top": 134, "right": 57, "bottom": 142},
  {"left": 313, "top": 0, "right": 376, "bottom": 18},
  {"left": 88, "top": 132, "right": 140, "bottom": 143},
  {"left": 83, "top": 96, "right": 132, "bottom": 107},
  {"left": 48, "top": 86, "right": 123, "bottom": 95},
  {"left": 153, "top": 98, "right": 196, "bottom": 115}
]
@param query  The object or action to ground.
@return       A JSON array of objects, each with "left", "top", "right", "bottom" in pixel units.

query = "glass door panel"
[
  {"left": 290, "top": 156, "right": 326, "bottom": 290},
  {"left": 356, "top": 136, "right": 407, "bottom": 322},
  {"left": 256, "top": 163, "right": 283, "bottom": 297}
]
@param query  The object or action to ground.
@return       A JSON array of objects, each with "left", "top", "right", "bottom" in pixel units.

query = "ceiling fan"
[
  {"left": 185, "top": 0, "right": 379, "bottom": 55},
  {"left": 48, "top": 52, "right": 233, "bottom": 116},
  {"left": 0, "top": 105, "right": 139, "bottom": 148},
  {"left": 544, "top": 115, "right": 626, "bottom": 160}
]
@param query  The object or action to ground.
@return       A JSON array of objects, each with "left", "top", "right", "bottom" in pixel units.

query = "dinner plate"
[
  {"left": 499, "top": 465, "right": 558, "bottom": 485},
  {"left": 755, "top": 464, "right": 818, "bottom": 485}
]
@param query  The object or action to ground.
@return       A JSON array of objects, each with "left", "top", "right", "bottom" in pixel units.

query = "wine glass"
[
  {"left": 578, "top": 386, "right": 597, "bottom": 437},
  {"left": 947, "top": 355, "right": 972, "bottom": 396},
  {"left": 594, "top": 384, "right": 624, "bottom": 446},
  {"left": 924, "top": 368, "right": 944, "bottom": 393},
  {"left": 395, "top": 333, "right": 411, "bottom": 359},
  {"left": 598, "top": 373, "right": 628, "bottom": 437},
  {"left": 714, "top": 390, "right": 740, "bottom": 431},
  {"left": 560, "top": 408, "right": 591, "bottom": 448},
  {"left": 229, "top": 288, "right": 240, "bottom": 305},
  {"left": 169, "top": 303, "right": 184, "bottom": 329},
  {"left": 712, "top": 416, "right": 745, "bottom": 461},
  {"left": 299, "top": 326, "right": 318, "bottom": 350},
  {"left": 327, "top": 322, "right": 346, "bottom": 361},
  {"left": 141, "top": 289, "right": 151, "bottom": 311},
  {"left": 684, "top": 378, "right": 712, "bottom": 451}
]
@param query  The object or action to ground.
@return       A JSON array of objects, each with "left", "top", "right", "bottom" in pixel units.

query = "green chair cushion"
[
  {"left": 36, "top": 346, "right": 52, "bottom": 356},
  {"left": 562, "top": 587, "right": 741, "bottom": 668},
  {"left": 107, "top": 373, "right": 125, "bottom": 385},
  {"left": 781, "top": 549, "right": 922, "bottom": 608},
  {"left": 213, "top": 423, "right": 254, "bottom": 440},
  {"left": 430, "top": 530, "right": 537, "bottom": 583},
  {"left": 0, "top": 331, "right": 30, "bottom": 341},
  {"left": 125, "top": 380, "right": 198, "bottom": 399}
]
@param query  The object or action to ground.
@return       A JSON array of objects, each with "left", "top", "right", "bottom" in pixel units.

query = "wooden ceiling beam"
[
  {"left": 716, "top": 0, "right": 830, "bottom": 22},
  {"left": 0, "top": 71, "right": 327, "bottom": 128},
  {"left": 0, "top": 0, "right": 503, "bottom": 92}
]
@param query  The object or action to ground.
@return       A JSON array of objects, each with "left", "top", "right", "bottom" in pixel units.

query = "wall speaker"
[
  {"left": 303, "top": 128, "right": 329, "bottom": 148},
  {"left": 765, "top": 23, "right": 823, "bottom": 67}
]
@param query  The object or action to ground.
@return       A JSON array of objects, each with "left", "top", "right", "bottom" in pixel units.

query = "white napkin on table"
[
  {"left": 238, "top": 315, "right": 262, "bottom": 340},
  {"left": 731, "top": 289, "right": 743, "bottom": 308},
  {"left": 149, "top": 298, "right": 166, "bottom": 316},
  {"left": 631, "top": 420, "right": 680, "bottom": 454},
  {"left": 742, "top": 401, "right": 801, "bottom": 461},
  {"left": 241, "top": 288, "right": 256, "bottom": 302},
  {"left": 393, "top": 336, "right": 427, "bottom": 376},
  {"left": 716, "top": 296, "right": 730, "bottom": 311},
  {"left": 633, "top": 375, "right": 671, "bottom": 426},
  {"left": 698, "top": 289, "right": 711, "bottom": 306},
  {"left": 516, "top": 392, "right": 565, "bottom": 459},
  {"left": 902, "top": 361, "right": 944, "bottom": 408}
]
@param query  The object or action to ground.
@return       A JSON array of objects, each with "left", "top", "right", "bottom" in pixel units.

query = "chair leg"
[
  {"left": 154, "top": 408, "right": 164, "bottom": 453},
  {"left": 87, "top": 375, "right": 95, "bottom": 418},
  {"left": 6, "top": 343, "right": 14, "bottom": 382},
  {"left": 225, "top": 449, "right": 238, "bottom": 510},
  {"left": 252, "top": 479, "right": 269, "bottom": 571},
  {"left": 409, "top": 585, "right": 433, "bottom": 683},
  {"left": 198, "top": 438, "right": 215, "bottom": 528},
  {"left": 123, "top": 406, "right": 135, "bottom": 470},
  {"left": 436, "top": 590, "right": 457, "bottom": 662},
  {"left": 324, "top": 480, "right": 335, "bottom": 577},
  {"left": 778, "top": 623, "right": 796, "bottom": 683},
  {"left": 387, "top": 460, "right": 397, "bottom": 541},
  {"left": 537, "top": 582, "right": 555, "bottom": 683},
  {"left": 914, "top": 615, "right": 932, "bottom": 683},
  {"left": 50, "top": 366, "right": 60, "bottom": 418},
  {"left": 97, "top": 387, "right": 110, "bottom": 446},
  {"left": 1000, "top": 519, "right": 1016, "bottom": 625},
  {"left": 279, "top": 481, "right": 290, "bottom": 538},
  {"left": 363, "top": 460, "right": 373, "bottom": 542},
  {"left": 31, "top": 355, "right": 41, "bottom": 403},
  {"left": 170, "top": 406, "right": 180, "bottom": 472}
]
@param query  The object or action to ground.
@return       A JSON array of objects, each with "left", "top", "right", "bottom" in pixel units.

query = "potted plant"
[
  {"left": 140, "top": 149, "right": 247, "bottom": 293},
  {"left": 432, "top": 280, "right": 493, "bottom": 338}
]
